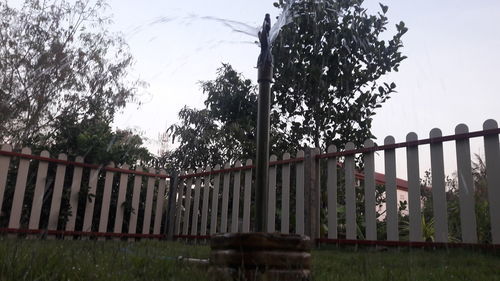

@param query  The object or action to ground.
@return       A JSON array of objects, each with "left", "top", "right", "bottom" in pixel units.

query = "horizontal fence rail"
[
  {"left": 316, "top": 126, "right": 500, "bottom": 158},
  {"left": 0, "top": 150, "right": 170, "bottom": 179},
  {"left": 177, "top": 157, "right": 305, "bottom": 179}
]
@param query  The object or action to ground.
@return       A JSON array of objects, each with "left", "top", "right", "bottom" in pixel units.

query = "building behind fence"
[{"left": 0, "top": 119, "right": 499, "bottom": 246}]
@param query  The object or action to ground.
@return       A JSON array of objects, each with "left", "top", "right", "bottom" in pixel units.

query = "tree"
[
  {"left": 168, "top": 106, "right": 223, "bottom": 169},
  {"left": 49, "top": 111, "right": 152, "bottom": 165},
  {"left": 272, "top": 0, "right": 408, "bottom": 150},
  {"left": 0, "top": 0, "right": 143, "bottom": 147},
  {"left": 168, "top": 64, "right": 260, "bottom": 168},
  {"left": 169, "top": 0, "right": 407, "bottom": 169}
]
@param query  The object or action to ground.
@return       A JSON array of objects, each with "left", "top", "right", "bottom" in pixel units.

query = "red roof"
[
  {"left": 336, "top": 162, "right": 409, "bottom": 192},
  {"left": 354, "top": 171, "right": 409, "bottom": 192}
]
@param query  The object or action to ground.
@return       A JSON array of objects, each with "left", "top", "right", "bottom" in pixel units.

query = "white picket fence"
[
  {"left": 0, "top": 147, "right": 170, "bottom": 238},
  {"left": 175, "top": 119, "right": 500, "bottom": 245},
  {"left": 0, "top": 119, "right": 499, "bottom": 246}
]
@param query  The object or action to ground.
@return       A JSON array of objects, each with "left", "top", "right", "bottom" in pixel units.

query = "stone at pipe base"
[{"left": 209, "top": 232, "right": 312, "bottom": 281}]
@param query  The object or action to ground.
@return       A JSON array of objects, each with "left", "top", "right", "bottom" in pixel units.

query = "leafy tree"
[
  {"left": 168, "top": 106, "right": 223, "bottom": 169},
  {"left": 272, "top": 0, "right": 408, "bottom": 150},
  {"left": 169, "top": 0, "right": 407, "bottom": 169},
  {"left": 168, "top": 64, "right": 260, "bottom": 168},
  {"left": 0, "top": 0, "right": 143, "bottom": 147},
  {"left": 50, "top": 112, "right": 152, "bottom": 165},
  {"left": 0, "top": 0, "right": 154, "bottom": 230},
  {"left": 167, "top": 1, "right": 408, "bottom": 237}
]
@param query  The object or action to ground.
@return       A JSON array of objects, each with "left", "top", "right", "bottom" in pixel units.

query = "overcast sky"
[
  {"left": 101, "top": 0, "right": 500, "bottom": 175},
  {"left": 8, "top": 0, "right": 500, "bottom": 175}
]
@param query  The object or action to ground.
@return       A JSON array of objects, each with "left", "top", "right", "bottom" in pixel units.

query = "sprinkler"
[{"left": 209, "top": 14, "right": 311, "bottom": 281}]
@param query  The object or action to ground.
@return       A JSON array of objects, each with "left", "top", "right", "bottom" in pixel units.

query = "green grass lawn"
[
  {"left": 0, "top": 238, "right": 499, "bottom": 281},
  {"left": 314, "top": 246, "right": 500, "bottom": 281}
]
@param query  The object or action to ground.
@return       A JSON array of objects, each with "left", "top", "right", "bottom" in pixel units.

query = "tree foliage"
[
  {"left": 272, "top": 0, "right": 408, "bottom": 150},
  {"left": 0, "top": 0, "right": 143, "bottom": 147},
  {"left": 50, "top": 112, "right": 152, "bottom": 165},
  {"left": 417, "top": 155, "right": 492, "bottom": 243},
  {"left": 169, "top": 0, "right": 407, "bottom": 168},
  {"left": 168, "top": 64, "right": 258, "bottom": 168},
  {"left": 0, "top": 0, "right": 152, "bottom": 166}
]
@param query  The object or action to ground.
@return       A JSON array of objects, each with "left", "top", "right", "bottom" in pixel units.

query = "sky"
[
  {"left": 9, "top": 0, "right": 500, "bottom": 176},
  {"left": 101, "top": 0, "right": 500, "bottom": 176}
]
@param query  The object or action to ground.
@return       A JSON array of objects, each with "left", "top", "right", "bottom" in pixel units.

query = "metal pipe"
[{"left": 255, "top": 14, "right": 273, "bottom": 232}]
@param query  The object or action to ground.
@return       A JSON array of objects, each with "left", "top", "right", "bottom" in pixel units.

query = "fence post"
[
  {"left": 166, "top": 172, "right": 179, "bottom": 240},
  {"left": 304, "top": 147, "right": 321, "bottom": 240}
]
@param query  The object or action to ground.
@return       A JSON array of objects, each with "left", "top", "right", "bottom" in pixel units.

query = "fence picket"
[
  {"left": 113, "top": 164, "right": 129, "bottom": 235},
  {"left": 345, "top": 143, "right": 356, "bottom": 240},
  {"left": 97, "top": 163, "right": 115, "bottom": 239},
  {"left": 0, "top": 144, "right": 12, "bottom": 215},
  {"left": 182, "top": 170, "right": 194, "bottom": 235},
  {"left": 153, "top": 170, "right": 168, "bottom": 235},
  {"left": 175, "top": 171, "right": 186, "bottom": 235},
  {"left": 267, "top": 155, "right": 277, "bottom": 232},
  {"left": 430, "top": 128, "right": 449, "bottom": 243},
  {"left": 242, "top": 160, "right": 253, "bottom": 233},
  {"left": 455, "top": 124, "right": 478, "bottom": 243},
  {"left": 210, "top": 165, "right": 222, "bottom": 235},
  {"left": 28, "top": 150, "right": 50, "bottom": 231},
  {"left": 191, "top": 168, "right": 203, "bottom": 235},
  {"left": 200, "top": 166, "right": 211, "bottom": 236},
  {"left": 129, "top": 167, "right": 143, "bottom": 239},
  {"left": 231, "top": 161, "right": 242, "bottom": 233},
  {"left": 364, "top": 140, "right": 376, "bottom": 241},
  {"left": 483, "top": 119, "right": 500, "bottom": 244},
  {"left": 142, "top": 168, "right": 157, "bottom": 235},
  {"left": 326, "top": 146, "right": 337, "bottom": 239},
  {"left": 296, "top": 150, "right": 305, "bottom": 235},
  {"left": 65, "top": 156, "right": 84, "bottom": 235},
  {"left": 47, "top": 153, "right": 68, "bottom": 234},
  {"left": 406, "top": 132, "right": 423, "bottom": 242},
  {"left": 384, "top": 136, "right": 398, "bottom": 241},
  {"left": 221, "top": 163, "right": 231, "bottom": 233},
  {"left": 8, "top": 147, "right": 32, "bottom": 230},
  {"left": 82, "top": 168, "right": 99, "bottom": 232},
  {"left": 281, "top": 154, "right": 290, "bottom": 234}
]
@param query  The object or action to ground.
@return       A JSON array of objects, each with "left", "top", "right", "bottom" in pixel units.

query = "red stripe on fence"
[
  {"left": 270, "top": 157, "right": 305, "bottom": 166},
  {"left": 0, "top": 150, "right": 170, "bottom": 179},
  {"left": 180, "top": 165, "right": 253, "bottom": 179},
  {"left": 179, "top": 157, "right": 305, "bottom": 179},
  {"left": 105, "top": 167, "right": 170, "bottom": 179},
  {"left": 0, "top": 228, "right": 166, "bottom": 239},
  {"left": 316, "top": 128, "right": 500, "bottom": 159},
  {"left": 174, "top": 234, "right": 211, "bottom": 240},
  {"left": 315, "top": 238, "right": 500, "bottom": 249},
  {"left": 167, "top": 235, "right": 500, "bottom": 249}
]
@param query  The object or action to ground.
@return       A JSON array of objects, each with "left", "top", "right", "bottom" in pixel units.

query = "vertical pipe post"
[{"left": 255, "top": 14, "right": 273, "bottom": 232}]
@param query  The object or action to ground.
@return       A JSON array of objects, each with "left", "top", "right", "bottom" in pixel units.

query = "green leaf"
[{"left": 379, "top": 3, "right": 389, "bottom": 14}]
